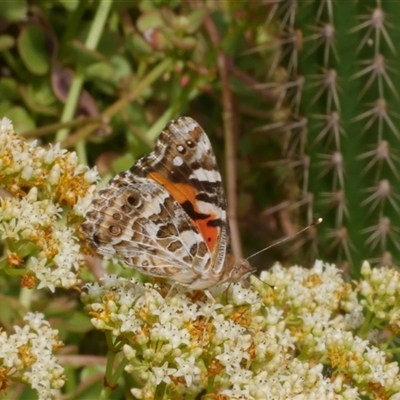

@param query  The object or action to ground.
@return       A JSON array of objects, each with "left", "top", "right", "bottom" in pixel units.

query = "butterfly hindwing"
[{"left": 83, "top": 170, "right": 212, "bottom": 286}]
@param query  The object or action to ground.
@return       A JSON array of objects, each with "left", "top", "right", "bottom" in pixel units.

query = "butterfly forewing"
[{"left": 130, "top": 117, "right": 229, "bottom": 271}]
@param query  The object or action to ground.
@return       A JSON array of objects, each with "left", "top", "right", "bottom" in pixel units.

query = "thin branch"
[{"left": 198, "top": 1, "right": 242, "bottom": 258}]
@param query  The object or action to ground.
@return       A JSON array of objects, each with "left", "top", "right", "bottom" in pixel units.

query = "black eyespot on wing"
[{"left": 127, "top": 193, "right": 140, "bottom": 207}]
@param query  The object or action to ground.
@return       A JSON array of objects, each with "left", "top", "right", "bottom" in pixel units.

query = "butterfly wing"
[
  {"left": 82, "top": 117, "right": 230, "bottom": 289},
  {"left": 82, "top": 171, "right": 211, "bottom": 286},
  {"left": 131, "top": 116, "right": 229, "bottom": 274}
]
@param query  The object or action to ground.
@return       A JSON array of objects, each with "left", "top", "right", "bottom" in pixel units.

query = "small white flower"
[
  {"left": 118, "top": 310, "right": 143, "bottom": 334},
  {"left": 1, "top": 117, "right": 12, "bottom": 131},
  {"left": 221, "top": 384, "right": 253, "bottom": 399},
  {"left": 0, "top": 312, "right": 64, "bottom": 399},
  {"left": 66, "top": 151, "right": 78, "bottom": 167},
  {"left": 79, "top": 261, "right": 400, "bottom": 399},
  {"left": 84, "top": 166, "right": 100, "bottom": 183},
  {"left": 173, "top": 356, "right": 201, "bottom": 386},
  {"left": 265, "top": 306, "right": 284, "bottom": 325},
  {"left": 212, "top": 319, "right": 245, "bottom": 344},
  {"left": 230, "top": 283, "right": 261, "bottom": 305},
  {"left": 48, "top": 163, "right": 61, "bottom": 184},
  {"left": 152, "top": 362, "right": 177, "bottom": 385},
  {"left": 216, "top": 341, "right": 251, "bottom": 375},
  {"left": 150, "top": 322, "right": 190, "bottom": 349}
]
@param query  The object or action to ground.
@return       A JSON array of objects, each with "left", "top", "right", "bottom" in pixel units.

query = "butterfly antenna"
[{"left": 246, "top": 218, "right": 323, "bottom": 261}]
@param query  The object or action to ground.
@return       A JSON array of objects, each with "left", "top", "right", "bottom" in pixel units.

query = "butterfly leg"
[
  {"left": 199, "top": 290, "right": 219, "bottom": 346},
  {"left": 165, "top": 282, "right": 177, "bottom": 298},
  {"left": 204, "top": 289, "right": 216, "bottom": 303}
]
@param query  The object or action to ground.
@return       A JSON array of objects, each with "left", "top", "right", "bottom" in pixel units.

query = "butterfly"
[{"left": 82, "top": 117, "right": 255, "bottom": 290}]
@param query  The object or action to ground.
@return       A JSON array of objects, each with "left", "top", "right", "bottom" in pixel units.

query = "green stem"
[
  {"left": 109, "top": 358, "right": 129, "bottom": 388},
  {"left": 19, "top": 287, "right": 32, "bottom": 310},
  {"left": 85, "top": 0, "right": 112, "bottom": 50},
  {"left": 102, "top": 332, "right": 128, "bottom": 395},
  {"left": 22, "top": 116, "right": 102, "bottom": 138},
  {"left": 56, "top": 74, "right": 85, "bottom": 143},
  {"left": 98, "top": 332, "right": 118, "bottom": 400},
  {"left": 60, "top": 58, "right": 173, "bottom": 149},
  {"left": 99, "top": 386, "right": 112, "bottom": 400},
  {"left": 154, "top": 381, "right": 167, "bottom": 399},
  {"left": 386, "top": 346, "right": 400, "bottom": 355},
  {"left": 206, "top": 374, "right": 215, "bottom": 395},
  {"left": 105, "top": 331, "right": 117, "bottom": 380},
  {"left": 55, "top": 0, "right": 113, "bottom": 145},
  {"left": 358, "top": 310, "right": 374, "bottom": 338}
]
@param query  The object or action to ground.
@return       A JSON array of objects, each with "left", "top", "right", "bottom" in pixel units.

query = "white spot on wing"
[
  {"left": 189, "top": 169, "right": 221, "bottom": 183},
  {"left": 173, "top": 156, "right": 184, "bottom": 166}
]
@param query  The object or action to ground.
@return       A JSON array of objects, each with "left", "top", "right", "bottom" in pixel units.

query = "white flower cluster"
[
  {"left": 0, "top": 312, "right": 65, "bottom": 400},
  {"left": 0, "top": 117, "right": 99, "bottom": 291},
  {"left": 360, "top": 261, "right": 400, "bottom": 332},
  {"left": 81, "top": 261, "right": 400, "bottom": 399}
]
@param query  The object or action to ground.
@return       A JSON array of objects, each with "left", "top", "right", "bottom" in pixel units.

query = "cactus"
[{"left": 261, "top": 0, "right": 400, "bottom": 275}]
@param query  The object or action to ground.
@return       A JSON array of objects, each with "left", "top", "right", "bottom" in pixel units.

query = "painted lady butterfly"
[{"left": 82, "top": 117, "right": 255, "bottom": 290}]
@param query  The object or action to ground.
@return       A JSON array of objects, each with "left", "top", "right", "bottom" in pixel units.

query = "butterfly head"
[{"left": 223, "top": 254, "right": 257, "bottom": 284}]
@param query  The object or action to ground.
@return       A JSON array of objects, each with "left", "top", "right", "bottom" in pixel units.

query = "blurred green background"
[{"left": 1, "top": 0, "right": 400, "bottom": 279}]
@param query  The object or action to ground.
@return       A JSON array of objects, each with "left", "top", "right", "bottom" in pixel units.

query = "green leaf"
[
  {"left": 4, "top": 106, "right": 36, "bottom": 132},
  {"left": 185, "top": 9, "right": 207, "bottom": 34},
  {"left": 67, "top": 40, "right": 106, "bottom": 69},
  {"left": 110, "top": 55, "right": 132, "bottom": 83},
  {"left": 18, "top": 25, "right": 50, "bottom": 75},
  {"left": 112, "top": 153, "right": 136, "bottom": 173},
  {"left": 0, "top": 78, "right": 19, "bottom": 101},
  {"left": 97, "top": 31, "right": 122, "bottom": 58},
  {"left": 19, "top": 83, "right": 59, "bottom": 116},
  {"left": 0, "top": 0, "right": 27, "bottom": 22},
  {"left": 137, "top": 9, "right": 164, "bottom": 32},
  {"left": 85, "top": 61, "right": 115, "bottom": 81},
  {"left": 58, "top": 0, "right": 80, "bottom": 11},
  {"left": 0, "top": 34, "right": 15, "bottom": 51},
  {"left": 168, "top": 35, "right": 197, "bottom": 51},
  {"left": 126, "top": 34, "right": 154, "bottom": 58}
]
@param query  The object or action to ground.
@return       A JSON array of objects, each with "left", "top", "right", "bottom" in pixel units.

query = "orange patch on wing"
[
  {"left": 196, "top": 217, "right": 219, "bottom": 252},
  {"left": 148, "top": 172, "right": 219, "bottom": 252},
  {"left": 148, "top": 172, "right": 196, "bottom": 204}
]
